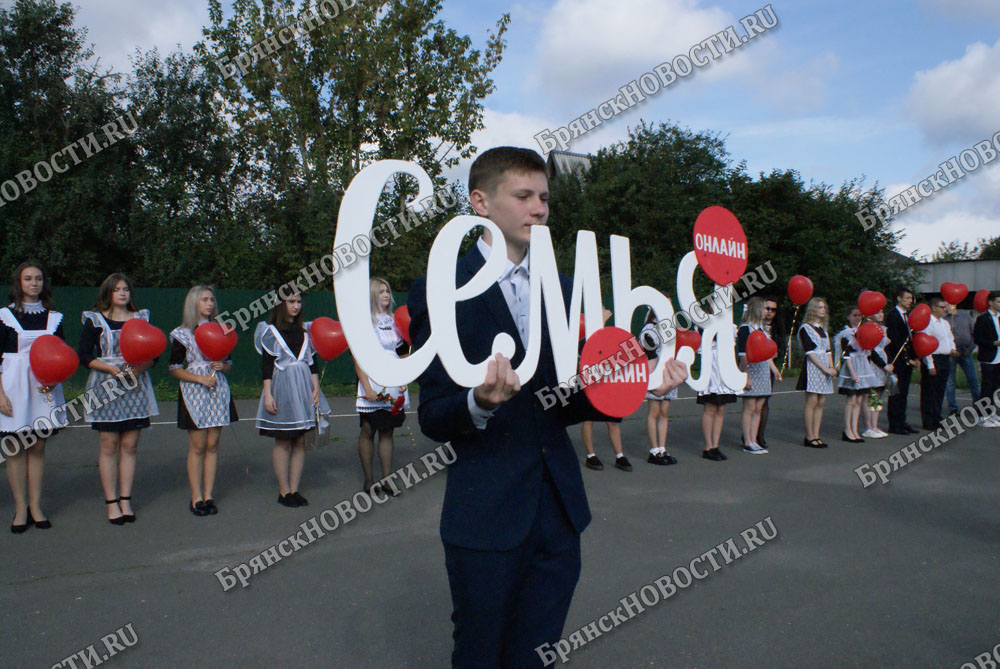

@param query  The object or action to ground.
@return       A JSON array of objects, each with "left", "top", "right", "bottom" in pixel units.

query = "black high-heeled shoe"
[
  {"left": 107, "top": 498, "right": 126, "bottom": 526},
  {"left": 28, "top": 509, "right": 51, "bottom": 529},
  {"left": 119, "top": 495, "right": 136, "bottom": 522},
  {"left": 11, "top": 512, "right": 28, "bottom": 534}
]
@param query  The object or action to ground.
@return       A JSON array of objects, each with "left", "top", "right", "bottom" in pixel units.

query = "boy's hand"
[{"left": 473, "top": 353, "right": 520, "bottom": 411}]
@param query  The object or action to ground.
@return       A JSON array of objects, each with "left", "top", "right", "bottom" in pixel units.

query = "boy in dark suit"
[
  {"left": 973, "top": 291, "right": 1000, "bottom": 427},
  {"left": 407, "top": 147, "right": 686, "bottom": 667},
  {"left": 886, "top": 287, "right": 919, "bottom": 434}
]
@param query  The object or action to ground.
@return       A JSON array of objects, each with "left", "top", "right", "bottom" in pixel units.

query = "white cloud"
[
  {"left": 74, "top": 0, "right": 208, "bottom": 76},
  {"left": 905, "top": 40, "right": 1000, "bottom": 145},
  {"left": 532, "top": 0, "right": 832, "bottom": 117},
  {"left": 884, "top": 165, "right": 1000, "bottom": 257}
]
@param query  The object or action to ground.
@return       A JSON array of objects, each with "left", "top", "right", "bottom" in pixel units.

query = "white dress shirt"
[
  {"left": 922, "top": 314, "right": 956, "bottom": 370},
  {"left": 467, "top": 237, "right": 531, "bottom": 429}
]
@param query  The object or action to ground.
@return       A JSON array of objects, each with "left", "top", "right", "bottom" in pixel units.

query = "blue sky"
[{"left": 58, "top": 0, "right": 1000, "bottom": 258}]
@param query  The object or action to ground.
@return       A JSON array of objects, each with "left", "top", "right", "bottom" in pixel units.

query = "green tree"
[
  {"left": 195, "top": 0, "right": 508, "bottom": 289},
  {"left": 931, "top": 240, "right": 978, "bottom": 262},
  {"left": 977, "top": 235, "right": 1000, "bottom": 260},
  {"left": 0, "top": 0, "right": 131, "bottom": 284}
]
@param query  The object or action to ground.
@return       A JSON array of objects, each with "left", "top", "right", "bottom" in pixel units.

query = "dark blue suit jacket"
[
  {"left": 973, "top": 311, "right": 999, "bottom": 364},
  {"left": 407, "top": 246, "right": 606, "bottom": 551}
]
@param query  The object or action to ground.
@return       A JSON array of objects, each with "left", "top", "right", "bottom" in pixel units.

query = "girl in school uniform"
[
  {"left": 78, "top": 273, "right": 159, "bottom": 524},
  {"left": 354, "top": 278, "right": 410, "bottom": 495},
  {"left": 737, "top": 297, "right": 781, "bottom": 454},
  {"left": 697, "top": 304, "right": 739, "bottom": 462},
  {"left": 640, "top": 309, "right": 678, "bottom": 466},
  {"left": 797, "top": 297, "right": 836, "bottom": 448},
  {"left": 1, "top": 262, "right": 68, "bottom": 532},
  {"left": 835, "top": 306, "right": 876, "bottom": 443},
  {"left": 168, "top": 285, "right": 238, "bottom": 517},
  {"left": 861, "top": 309, "right": 892, "bottom": 438},
  {"left": 255, "top": 290, "right": 331, "bottom": 508}
]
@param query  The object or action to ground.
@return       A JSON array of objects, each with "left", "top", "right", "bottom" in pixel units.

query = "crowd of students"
[
  {"left": 576, "top": 288, "right": 1000, "bottom": 467},
  {"left": 1, "top": 264, "right": 420, "bottom": 531},
  {"left": 3, "top": 260, "right": 997, "bottom": 534}
]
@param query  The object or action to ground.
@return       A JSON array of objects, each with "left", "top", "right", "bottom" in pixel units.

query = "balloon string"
[{"left": 780, "top": 305, "right": 800, "bottom": 375}]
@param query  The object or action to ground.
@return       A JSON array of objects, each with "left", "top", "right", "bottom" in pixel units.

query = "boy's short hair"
[{"left": 469, "top": 147, "right": 546, "bottom": 196}]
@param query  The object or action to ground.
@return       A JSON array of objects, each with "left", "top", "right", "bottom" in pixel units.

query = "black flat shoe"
[
  {"left": 11, "top": 514, "right": 28, "bottom": 534},
  {"left": 204, "top": 499, "right": 218, "bottom": 515},
  {"left": 277, "top": 493, "right": 300, "bottom": 508},
  {"left": 107, "top": 498, "right": 126, "bottom": 526},
  {"left": 119, "top": 495, "right": 136, "bottom": 523},
  {"left": 290, "top": 492, "right": 309, "bottom": 507},
  {"left": 190, "top": 501, "right": 209, "bottom": 516},
  {"left": 803, "top": 439, "right": 826, "bottom": 448},
  {"left": 28, "top": 510, "right": 51, "bottom": 530}
]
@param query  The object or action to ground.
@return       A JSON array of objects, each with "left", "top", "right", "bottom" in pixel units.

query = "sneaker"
[
  {"left": 870, "top": 429, "right": 888, "bottom": 439},
  {"left": 585, "top": 455, "right": 604, "bottom": 470},
  {"left": 861, "top": 429, "right": 878, "bottom": 438},
  {"left": 742, "top": 442, "right": 768, "bottom": 454},
  {"left": 647, "top": 453, "right": 678, "bottom": 466},
  {"left": 702, "top": 448, "right": 727, "bottom": 461},
  {"left": 981, "top": 417, "right": 1000, "bottom": 428},
  {"left": 614, "top": 456, "right": 633, "bottom": 472}
]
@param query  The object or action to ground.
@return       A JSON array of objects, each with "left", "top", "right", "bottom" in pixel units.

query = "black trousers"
[
  {"left": 888, "top": 359, "right": 914, "bottom": 430},
  {"left": 980, "top": 363, "right": 1000, "bottom": 418},
  {"left": 919, "top": 355, "right": 949, "bottom": 429}
]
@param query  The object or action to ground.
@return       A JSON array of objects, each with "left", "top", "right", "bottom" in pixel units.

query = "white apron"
[
  {"left": 0, "top": 307, "right": 68, "bottom": 433},
  {"left": 169, "top": 325, "right": 233, "bottom": 429},
  {"left": 82, "top": 310, "right": 159, "bottom": 423},
  {"left": 254, "top": 322, "right": 331, "bottom": 433},
  {"left": 356, "top": 313, "right": 411, "bottom": 412}
]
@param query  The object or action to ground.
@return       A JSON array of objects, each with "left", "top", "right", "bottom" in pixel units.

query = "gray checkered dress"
[{"left": 798, "top": 323, "right": 834, "bottom": 394}]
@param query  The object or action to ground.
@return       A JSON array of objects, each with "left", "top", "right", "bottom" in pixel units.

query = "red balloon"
[
  {"left": 676, "top": 329, "right": 702, "bottom": 353},
  {"left": 746, "top": 330, "right": 778, "bottom": 363},
  {"left": 120, "top": 319, "right": 166, "bottom": 365},
  {"left": 310, "top": 317, "right": 349, "bottom": 361},
  {"left": 787, "top": 275, "right": 813, "bottom": 306},
  {"left": 912, "top": 332, "right": 939, "bottom": 358},
  {"left": 194, "top": 322, "right": 238, "bottom": 361},
  {"left": 857, "top": 291, "right": 887, "bottom": 317},
  {"left": 856, "top": 322, "right": 884, "bottom": 351},
  {"left": 974, "top": 289, "right": 990, "bottom": 313},
  {"left": 29, "top": 334, "right": 79, "bottom": 386},
  {"left": 394, "top": 306, "right": 411, "bottom": 345},
  {"left": 907, "top": 304, "right": 931, "bottom": 331},
  {"left": 940, "top": 282, "right": 969, "bottom": 305}
]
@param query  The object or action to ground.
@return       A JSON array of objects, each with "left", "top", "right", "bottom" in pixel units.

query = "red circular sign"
[
  {"left": 693, "top": 206, "right": 748, "bottom": 285},
  {"left": 579, "top": 326, "right": 648, "bottom": 418}
]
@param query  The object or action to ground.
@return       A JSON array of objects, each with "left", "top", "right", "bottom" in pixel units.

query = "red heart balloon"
[
  {"left": 940, "top": 282, "right": 969, "bottom": 305},
  {"left": 912, "top": 332, "right": 938, "bottom": 358},
  {"left": 856, "top": 322, "right": 884, "bottom": 351},
  {"left": 29, "top": 334, "right": 79, "bottom": 386},
  {"left": 394, "top": 306, "right": 411, "bottom": 345},
  {"left": 857, "top": 291, "right": 887, "bottom": 317},
  {"left": 746, "top": 330, "right": 778, "bottom": 363},
  {"left": 787, "top": 275, "right": 813, "bottom": 306},
  {"left": 907, "top": 304, "right": 931, "bottom": 331},
  {"left": 676, "top": 329, "right": 702, "bottom": 353},
  {"left": 194, "top": 322, "right": 238, "bottom": 361},
  {"left": 120, "top": 319, "right": 166, "bottom": 365},
  {"left": 310, "top": 317, "right": 348, "bottom": 361},
  {"left": 974, "top": 289, "right": 990, "bottom": 313}
]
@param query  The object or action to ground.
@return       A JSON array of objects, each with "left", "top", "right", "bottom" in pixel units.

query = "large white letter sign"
[
  {"left": 676, "top": 251, "right": 746, "bottom": 392},
  {"left": 334, "top": 160, "right": 436, "bottom": 387},
  {"left": 609, "top": 235, "right": 695, "bottom": 390}
]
